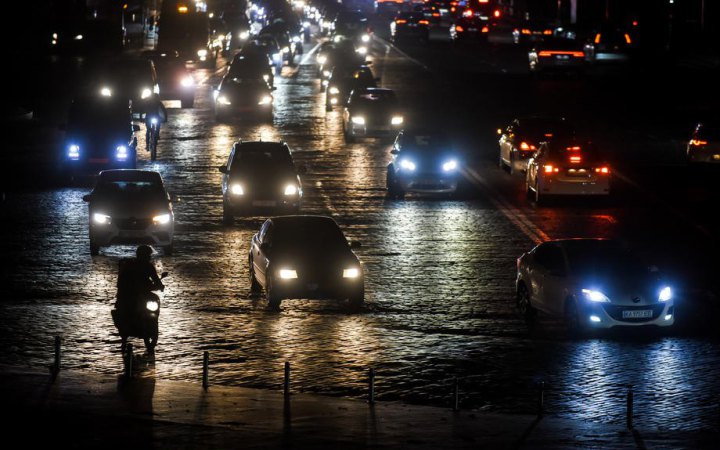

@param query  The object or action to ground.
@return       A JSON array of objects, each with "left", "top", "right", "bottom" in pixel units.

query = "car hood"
[
  {"left": 348, "top": 104, "right": 399, "bottom": 117},
  {"left": 230, "top": 169, "right": 298, "bottom": 190},
  {"left": 90, "top": 198, "right": 170, "bottom": 218}
]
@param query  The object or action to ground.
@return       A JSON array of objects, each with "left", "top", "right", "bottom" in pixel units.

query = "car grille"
[
  {"left": 115, "top": 218, "right": 151, "bottom": 230},
  {"left": 601, "top": 304, "right": 665, "bottom": 322}
]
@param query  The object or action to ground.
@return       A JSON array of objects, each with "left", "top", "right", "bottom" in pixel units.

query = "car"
[
  {"left": 214, "top": 68, "right": 275, "bottom": 122},
  {"left": 332, "top": 10, "right": 371, "bottom": 47},
  {"left": 449, "top": 16, "right": 490, "bottom": 43},
  {"left": 82, "top": 169, "right": 175, "bottom": 255},
  {"left": 60, "top": 96, "right": 140, "bottom": 175},
  {"left": 525, "top": 139, "right": 611, "bottom": 204},
  {"left": 91, "top": 57, "right": 161, "bottom": 121},
  {"left": 512, "top": 19, "right": 558, "bottom": 44},
  {"left": 315, "top": 40, "right": 337, "bottom": 78},
  {"left": 376, "top": 0, "right": 404, "bottom": 16},
  {"left": 319, "top": 38, "right": 367, "bottom": 84},
  {"left": 325, "top": 64, "right": 378, "bottom": 111},
  {"left": 218, "top": 141, "right": 304, "bottom": 222},
  {"left": 246, "top": 35, "right": 284, "bottom": 75},
  {"left": 497, "top": 116, "right": 575, "bottom": 174},
  {"left": 528, "top": 37, "right": 586, "bottom": 76},
  {"left": 342, "top": 88, "right": 404, "bottom": 142},
  {"left": 390, "top": 12, "right": 430, "bottom": 42},
  {"left": 386, "top": 131, "right": 463, "bottom": 198},
  {"left": 259, "top": 20, "right": 302, "bottom": 67},
  {"left": 144, "top": 51, "right": 196, "bottom": 108},
  {"left": 583, "top": 22, "right": 638, "bottom": 63},
  {"left": 686, "top": 120, "right": 720, "bottom": 164},
  {"left": 227, "top": 51, "right": 276, "bottom": 89},
  {"left": 248, "top": 215, "right": 364, "bottom": 310},
  {"left": 515, "top": 239, "right": 675, "bottom": 332}
]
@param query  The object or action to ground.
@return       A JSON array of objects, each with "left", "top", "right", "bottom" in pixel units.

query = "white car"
[
  {"left": 83, "top": 170, "right": 175, "bottom": 255},
  {"left": 686, "top": 121, "right": 720, "bottom": 164},
  {"left": 526, "top": 140, "right": 611, "bottom": 203},
  {"left": 516, "top": 239, "right": 675, "bottom": 332}
]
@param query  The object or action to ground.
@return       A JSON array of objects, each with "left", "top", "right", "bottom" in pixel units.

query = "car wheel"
[
  {"left": 222, "top": 199, "right": 234, "bottom": 224},
  {"left": 90, "top": 241, "right": 100, "bottom": 256},
  {"left": 564, "top": 298, "right": 583, "bottom": 336},
  {"left": 181, "top": 97, "right": 194, "bottom": 108},
  {"left": 344, "top": 127, "right": 355, "bottom": 143},
  {"left": 516, "top": 283, "right": 536, "bottom": 322},
  {"left": 266, "top": 277, "right": 281, "bottom": 309}
]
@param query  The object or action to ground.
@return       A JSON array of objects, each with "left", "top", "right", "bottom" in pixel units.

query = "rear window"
[{"left": 353, "top": 90, "right": 396, "bottom": 104}]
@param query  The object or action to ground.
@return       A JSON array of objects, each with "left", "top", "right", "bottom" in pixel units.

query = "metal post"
[
  {"left": 368, "top": 368, "right": 375, "bottom": 405},
  {"left": 125, "top": 343, "right": 134, "bottom": 378},
  {"left": 626, "top": 385, "right": 634, "bottom": 429},
  {"left": 538, "top": 381, "right": 545, "bottom": 417},
  {"left": 51, "top": 336, "right": 61, "bottom": 376},
  {"left": 284, "top": 362, "right": 290, "bottom": 398},
  {"left": 202, "top": 351, "right": 209, "bottom": 391},
  {"left": 453, "top": 377, "right": 459, "bottom": 411}
]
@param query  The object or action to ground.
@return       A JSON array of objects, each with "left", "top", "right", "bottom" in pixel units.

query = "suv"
[
  {"left": 92, "top": 58, "right": 162, "bottom": 121},
  {"left": 61, "top": 96, "right": 140, "bottom": 175},
  {"left": 82, "top": 169, "right": 176, "bottom": 255},
  {"left": 218, "top": 141, "right": 304, "bottom": 223}
]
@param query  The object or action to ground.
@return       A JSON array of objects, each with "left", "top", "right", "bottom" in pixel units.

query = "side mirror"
[
  {"left": 132, "top": 124, "right": 141, "bottom": 132},
  {"left": 218, "top": 165, "right": 228, "bottom": 173},
  {"left": 82, "top": 194, "right": 92, "bottom": 202},
  {"left": 349, "top": 241, "right": 362, "bottom": 249},
  {"left": 390, "top": 149, "right": 399, "bottom": 155}
]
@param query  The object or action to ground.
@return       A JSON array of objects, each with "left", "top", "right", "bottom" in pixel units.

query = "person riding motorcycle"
[{"left": 115, "top": 245, "right": 164, "bottom": 318}]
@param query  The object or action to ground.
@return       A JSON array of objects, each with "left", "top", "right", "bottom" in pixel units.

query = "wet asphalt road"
[{"left": 2, "top": 22, "right": 720, "bottom": 432}]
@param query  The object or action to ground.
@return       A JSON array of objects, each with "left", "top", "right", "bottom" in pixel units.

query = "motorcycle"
[{"left": 112, "top": 271, "right": 168, "bottom": 352}]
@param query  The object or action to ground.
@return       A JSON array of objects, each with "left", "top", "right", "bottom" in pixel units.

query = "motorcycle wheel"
[{"left": 144, "top": 322, "right": 159, "bottom": 352}]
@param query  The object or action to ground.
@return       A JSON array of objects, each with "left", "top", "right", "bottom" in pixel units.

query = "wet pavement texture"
[{"left": 2, "top": 31, "right": 720, "bottom": 433}]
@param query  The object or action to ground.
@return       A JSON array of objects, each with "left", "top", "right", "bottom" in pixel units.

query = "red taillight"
[
  {"left": 544, "top": 133, "right": 553, "bottom": 138},
  {"left": 594, "top": 33, "right": 601, "bottom": 44},
  {"left": 566, "top": 146, "right": 581, "bottom": 151},
  {"left": 632, "top": 20, "right": 638, "bottom": 26},
  {"left": 455, "top": 25, "right": 464, "bottom": 32},
  {"left": 690, "top": 139, "right": 708, "bottom": 146},
  {"left": 419, "top": 20, "right": 429, "bottom": 25},
  {"left": 432, "top": 12, "right": 440, "bottom": 17},
  {"left": 395, "top": 19, "right": 407, "bottom": 24},
  {"left": 624, "top": 33, "right": 632, "bottom": 44},
  {"left": 493, "top": 9, "right": 501, "bottom": 18},
  {"left": 595, "top": 166, "right": 610, "bottom": 174},
  {"left": 479, "top": 0, "right": 489, "bottom": 3},
  {"left": 543, "top": 29, "right": 552, "bottom": 35},
  {"left": 538, "top": 50, "right": 583, "bottom": 57},
  {"left": 544, "top": 164, "right": 558, "bottom": 174},
  {"left": 519, "top": 142, "right": 536, "bottom": 151},
  {"left": 569, "top": 155, "right": 582, "bottom": 164},
  {"left": 463, "top": 9, "right": 473, "bottom": 17},
  {"left": 521, "top": 29, "right": 530, "bottom": 35},
  {"left": 451, "top": 7, "right": 456, "bottom": 12},
  {"left": 481, "top": 26, "right": 489, "bottom": 33}
]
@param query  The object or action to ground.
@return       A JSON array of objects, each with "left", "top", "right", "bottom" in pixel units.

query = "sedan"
[
  {"left": 526, "top": 140, "right": 611, "bottom": 204},
  {"left": 449, "top": 17, "right": 490, "bottom": 44},
  {"left": 497, "top": 116, "right": 575, "bottom": 174},
  {"left": 516, "top": 239, "right": 675, "bottom": 332},
  {"left": 342, "top": 88, "right": 404, "bottom": 142},
  {"left": 248, "top": 215, "right": 364, "bottom": 310},
  {"left": 218, "top": 140, "right": 303, "bottom": 222},
  {"left": 386, "top": 131, "right": 463, "bottom": 198},
  {"left": 390, "top": 12, "right": 430, "bottom": 42},
  {"left": 326, "top": 64, "right": 378, "bottom": 111},
  {"left": 214, "top": 76, "right": 274, "bottom": 122},
  {"left": 686, "top": 120, "right": 720, "bottom": 164},
  {"left": 145, "top": 51, "right": 196, "bottom": 108},
  {"left": 529, "top": 37, "right": 587, "bottom": 76},
  {"left": 83, "top": 170, "right": 175, "bottom": 255}
]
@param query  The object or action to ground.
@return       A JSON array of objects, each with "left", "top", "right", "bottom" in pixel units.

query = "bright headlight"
[
  {"left": 356, "top": 46, "right": 367, "bottom": 55},
  {"left": 343, "top": 268, "right": 360, "bottom": 278},
  {"left": 659, "top": 286, "right": 672, "bottom": 302},
  {"left": 582, "top": 289, "right": 610, "bottom": 303},
  {"left": 263, "top": 74, "right": 270, "bottom": 82},
  {"left": 115, "top": 145, "right": 128, "bottom": 161},
  {"left": 239, "top": 31, "right": 250, "bottom": 40},
  {"left": 231, "top": 184, "right": 244, "bottom": 195},
  {"left": 146, "top": 300, "right": 159, "bottom": 312},
  {"left": 68, "top": 144, "right": 80, "bottom": 160},
  {"left": 258, "top": 95, "right": 272, "bottom": 105},
  {"left": 322, "top": 70, "right": 331, "bottom": 77},
  {"left": 351, "top": 116, "right": 365, "bottom": 125},
  {"left": 217, "top": 95, "right": 231, "bottom": 105},
  {"left": 153, "top": 213, "right": 171, "bottom": 225},
  {"left": 92, "top": 213, "right": 111, "bottom": 225},
  {"left": 329, "top": 86, "right": 340, "bottom": 95},
  {"left": 284, "top": 184, "right": 298, "bottom": 195},
  {"left": 361, "top": 34, "right": 370, "bottom": 43},
  {"left": 141, "top": 88, "right": 152, "bottom": 99},
  {"left": 317, "top": 55, "right": 327, "bottom": 64},
  {"left": 181, "top": 76, "right": 194, "bottom": 87},
  {"left": 292, "top": 35, "right": 301, "bottom": 43},
  {"left": 100, "top": 87, "right": 112, "bottom": 97},
  {"left": 443, "top": 160, "right": 458, "bottom": 171},
  {"left": 74, "top": 34, "right": 83, "bottom": 41},
  {"left": 400, "top": 159, "right": 416, "bottom": 171},
  {"left": 279, "top": 269, "right": 298, "bottom": 279},
  {"left": 391, "top": 116, "right": 404, "bottom": 125},
  {"left": 197, "top": 49, "right": 208, "bottom": 57},
  {"left": 282, "top": 46, "right": 290, "bottom": 53}
]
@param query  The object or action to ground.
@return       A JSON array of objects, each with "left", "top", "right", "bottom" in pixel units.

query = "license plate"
[
  {"left": 252, "top": 200, "right": 277, "bottom": 207},
  {"left": 468, "top": 28, "right": 478, "bottom": 32},
  {"left": 89, "top": 158, "right": 109, "bottom": 163},
  {"left": 713, "top": 154, "right": 720, "bottom": 160},
  {"left": 622, "top": 310, "right": 652, "bottom": 319},
  {"left": 119, "top": 230, "right": 146, "bottom": 238},
  {"left": 556, "top": 55, "right": 570, "bottom": 60}
]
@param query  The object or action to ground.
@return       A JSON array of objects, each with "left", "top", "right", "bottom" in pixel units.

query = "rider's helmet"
[{"left": 136, "top": 245, "right": 154, "bottom": 261}]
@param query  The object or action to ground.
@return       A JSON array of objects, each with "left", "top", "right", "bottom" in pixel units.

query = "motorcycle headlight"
[
  {"left": 343, "top": 267, "right": 360, "bottom": 278},
  {"left": 263, "top": 74, "right": 270, "bottom": 82},
  {"left": 356, "top": 46, "right": 368, "bottom": 55},
  {"left": 317, "top": 55, "right": 327, "bottom": 65},
  {"left": 100, "top": 87, "right": 112, "bottom": 97},
  {"left": 292, "top": 35, "right": 301, "bottom": 43},
  {"left": 391, "top": 116, "right": 404, "bottom": 125},
  {"left": 217, "top": 95, "right": 231, "bottom": 105},
  {"left": 68, "top": 144, "right": 80, "bottom": 160},
  {"left": 231, "top": 183, "right": 244, "bottom": 195},
  {"left": 322, "top": 70, "right": 331, "bottom": 78},
  {"left": 153, "top": 213, "right": 171, "bottom": 225},
  {"left": 180, "top": 75, "right": 194, "bottom": 87},
  {"left": 258, "top": 95, "right": 272, "bottom": 105},
  {"left": 239, "top": 31, "right": 250, "bottom": 40},
  {"left": 279, "top": 269, "right": 297, "bottom": 279},
  {"left": 197, "top": 49, "right": 208, "bottom": 58},
  {"left": 282, "top": 46, "right": 290, "bottom": 54},
  {"left": 141, "top": 88, "right": 152, "bottom": 99},
  {"left": 443, "top": 160, "right": 458, "bottom": 171},
  {"left": 361, "top": 34, "right": 370, "bottom": 43},
  {"left": 400, "top": 159, "right": 416, "bottom": 171},
  {"left": 284, "top": 184, "right": 298, "bottom": 196},
  {"left": 329, "top": 86, "right": 340, "bottom": 95},
  {"left": 115, "top": 145, "right": 128, "bottom": 161},
  {"left": 92, "top": 213, "right": 111, "bottom": 225},
  {"left": 659, "top": 286, "right": 672, "bottom": 302},
  {"left": 351, "top": 116, "right": 365, "bottom": 125},
  {"left": 146, "top": 300, "right": 159, "bottom": 312},
  {"left": 582, "top": 289, "right": 610, "bottom": 303}
]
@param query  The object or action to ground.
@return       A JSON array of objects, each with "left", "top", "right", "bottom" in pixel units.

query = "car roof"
[
  {"left": 98, "top": 169, "right": 163, "bottom": 182},
  {"left": 269, "top": 215, "right": 340, "bottom": 228},
  {"left": 235, "top": 141, "right": 289, "bottom": 152}
]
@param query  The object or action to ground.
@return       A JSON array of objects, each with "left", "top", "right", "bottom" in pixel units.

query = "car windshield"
[
  {"left": 228, "top": 61, "right": 267, "bottom": 78},
  {"left": 273, "top": 220, "right": 348, "bottom": 252},
  {"left": 353, "top": 90, "right": 396, "bottom": 106},
  {"left": 402, "top": 134, "right": 451, "bottom": 151},
  {"left": 94, "top": 180, "right": 166, "bottom": 200},
  {"left": 68, "top": 102, "right": 130, "bottom": 130},
  {"left": 550, "top": 142, "right": 601, "bottom": 161},
  {"left": 231, "top": 148, "right": 292, "bottom": 171},
  {"left": 101, "top": 62, "right": 153, "bottom": 85},
  {"left": 565, "top": 241, "right": 646, "bottom": 277}
]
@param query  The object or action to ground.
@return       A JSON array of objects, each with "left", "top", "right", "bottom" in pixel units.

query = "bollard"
[
  {"left": 202, "top": 351, "right": 209, "bottom": 391},
  {"left": 537, "top": 381, "right": 545, "bottom": 417},
  {"left": 368, "top": 368, "right": 375, "bottom": 405},
  {"left": 626, "top": 385, "right": 634, "bottom": 429},
  {"left": 453, "top": 377, "right": 459, "bottom": 411},
  {"left": 51, "top": 336, "right": 61, "bottom": 377},
  {"left": 284, "top": 362, "right": 290, "bottom": 398},
  {"left": 125, "top": 343, "right": 134, "bottom": 378}
]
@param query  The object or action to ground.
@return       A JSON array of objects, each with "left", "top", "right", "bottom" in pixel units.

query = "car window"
[
  {"left": 230, "top": 147, "right": 292, "bottom": 171},
  {"left": 533, "top": 244, "right": 565, "bottom": 275},
  {"left": 94, "top": 180, "right": 165, "bottom": 199}
]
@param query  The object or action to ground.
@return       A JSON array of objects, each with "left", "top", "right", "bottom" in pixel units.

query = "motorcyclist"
[{"left": 115, "top": 245, "right": 164, "bottom": 317}]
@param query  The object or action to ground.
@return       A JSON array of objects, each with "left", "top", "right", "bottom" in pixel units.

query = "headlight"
[
  {"left": 356, "top": 46, "right": 367, "bottom": 55},
  {"left": 282, "top": 46, "right": 290, "bottom": 53},
  {"left": 153, "top": 213, "right": 171, "bottom": 225},
  {"left": 230, "top": 184, "right": 244, "bottom": 195},
  {"left": 100, "top": 87, "right": 112, "bottom": 97},
  {"left": 391, "top": 116, "right": 403, "bottom": 125},
  {"left": 197, "top": 49, "right": 208, "bottom": 58},
  {"left": 329, "top": 86, "right": 340, "bottom": 95},
  {"left": 141, "top": 88, "right": 152, "bottom": 99},
  {"left": 317, "top": 55, "right": 327, "bottom": 64},
  {"left": 659, "top": 286, "right": 672, "bottom": 302},
  {"left": 292, "top": 35, "right": 301, "bottom": 43},
  {"left": 115, "top": 145, "right": 128, "bottom": 161},
  {"left": 180, "top": 76, "right": 194, "bottom": 87},
  {"left": 361, "top": 34, "right": 370, "bottom": 43},
  {"left": 443, "top": 160, "right": 458, "bottom": 171},
  {"left": 153, "top": 84, "right": 160, "bottom": 95},
  {"left": 150, "top": 117, "right": 158, "bottom": 125},
  {"left": 239, "top": 31, "right": 250, "bottom": 40},
  {"left": 263, "top": 74, "right": 270, "bottom": 82},
  {"left": 217, "top": 95, "right": 231, "bottom": 105},
  {"left": 279, "top": 269, "right": 298, "bottom": 279},
  {"left": 400, "top": 159, "right": 416, "bottom": 171},
  {"left": 74, "top": 34, "right": 83, "bottom": 40},
  {"left": 582, "top": 289, "right": 610, "bottom": 303},
  {"left": 284, "top": 184, "right": 298, "bottom": 195},
  {"left": 92, "top": 213, "right": 111, "bottom": 225},
  {"left": 351, "top": 116, "right": 365, "bottom": 125},
  {"left": 146, "top": 300, "right": 159, "bottom": 312},
  {"left": 343, "top": 268, "right": 360, "bottom": 278},
  {"left": 322, "top": 70, "right": 331, "bottom": 78},
  {"left": 68, "top": 144, "right": 80, "bottom": 160},
  {"left": 330, "top": 98, "right": 338, "bottom": 105},
  {"left": 258, "top": 95, "right": 272, "bottom": 105}
]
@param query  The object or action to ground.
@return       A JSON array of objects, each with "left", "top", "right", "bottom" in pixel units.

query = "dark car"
[
  {"left": 246, "top": 35, "right": 284, "bottom": 75},
  {"left": 332, "top": 10, "right": 371, "bottom": 46},
  {"left": 326, "top": 65, "right": 378, "bottom": 111},
  {"left": 391, "top": 12, "right": 430, "bottom": 42},
  {"left": 529, "top": 37, "right": 587, "bottom": 75},
  {"left": 90, "top": 58, "right": 161, "bottom": 120},
  {"left": 386, "top": 131, "right": 463, "bottom": 198},
  {"left": 584, "top": 23, "right": 638, "bottom": 63},
  {"left": 218, "top": 141, "right": 303, "bottom": 222},
  {"left": 144, "top": 51, "right": 196, "bottom": 108},
  {"left": 320, "top": 38, "right": 367, "bottom": 83},
  {"left": 342, "top": 88, "right": 404, "bottom": 142},
  {"left": 248, "top": 215, "right": 364, "bottom": 310},
  {"left": 686, "top": 120, "right": 720, "bottom": 164},
  {"left": 214, "top": 68, "right": 275, "bottom": 122},
  {"left": 512, "top": 19, "right": 558, "bottom": 44},
  {"left": 61, "top": 96, "right": 140, "bottom": 175},
  {"left": 497, "top": 116, "right": 576, "bottom": 174},
  {"left": 227, "top": 51, "right": 275, "bottom": 88},
  {"left": 449, "top": 16, "right": 490, "bottom": 43}
]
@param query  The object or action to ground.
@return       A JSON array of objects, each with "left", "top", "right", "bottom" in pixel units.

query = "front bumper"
[
  {"left": 348, "top": 122, "right": 403, "bottom": 137},
  {"left": 90, "top": 220, "right": 174, "bottom": 247},
  {"left": 579, "top": 300, "right": 675, "bottom": 328},
  {"left": 216, "top": 103, "right": 272, "bottom": 118},
  {"left": 272, "top": 276, "right": 363, "bottom": 301},
  {"left": 397, "top": 174, "right": 459, "bottom": 193},
  {"left": 226, "top": 194, "right": 300, "bottom": 213}
]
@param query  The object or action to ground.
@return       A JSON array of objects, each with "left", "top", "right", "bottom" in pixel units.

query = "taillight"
[
  {"left": 481, "top": 26, "right": 489, "bottom": 33},
  {"left": 395, "top": 19, "right": 407, "bottom": 24},
  {"left": 432, "top": 12, "right": 440, "bottom": 17},
  {"left": 624, "top": 33, "right": 632, "bottom": 44},
  {"left": 463, "top": 9, "right": 473, "bottom": 17},
  {"left": 566, "top": 146, "right": 581, "bottom": 151},
  {"left": 419, "top": 20, "right": 429, "bottom": 25},
  {"left": 569, "top": 155, "right": 582, "bottom": 164},
  {"left": 543, "top": 29, "right": 552, "bottom": 35},
  {"left": 519, "top": 142, "right": 536, "bottom": 151},
  {"left": 521, "top": 29, "right": 530, "bottom": 35},
  {"left": 595, "top": 166, "right": 610, "bottom": 174},
  {"left": 594, "top": 33, "right": 601, "bottom": 44},
  {"left": 455, "top": 25, "right": 464, "bottom": 32},
  {"left": 690, "top": 139, "right": 707, "bottom": 146},
  {"left": 544, "top": 164, "right": 558, "bottom": 174},
  {"left": 493, "top": 9, "right": 501, "bottom": 18}
]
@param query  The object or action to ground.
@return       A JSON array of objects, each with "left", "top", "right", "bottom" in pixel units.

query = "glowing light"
[
  {"left": 582, "top": 289, "right": 610, "bottom": 303},
  {"left": 659, "top": 287, "right": 672, "bottom": 302},
  {"left": 146, "top": 300, "right": 159, "bottom": 312},
  {"left": 351, "top": 116, "right": 365, "bottom": 125},
  {"left": 442, "top": 160, "right": 458, "bottom": 171},
  {"left": 284, "top": 184, "right": 297, "bottom": 195},
  {"left": 153, "top": 214, "right": 171, "bottom": 225},
  {"left": 231, "top": 184, "right": 244, "bottom": 195},
  {"left": 279, "top": 269, "right": 298, "bottom": 279},
  {"left": 100, "top": 87, "right": 112, "bottom": 97},
  {"left": 343, "top": 268, "right": 360, "bottom": 278},
  {"left": 391, "top": 116, "right": 403, "bottom": 125},
  {"left": 590, "top": 315, "right": 601, "bottom": 323},
  {"left": 400, "top": 159, "right": 416, "bottom": 171},
  {"left": 93, "top": 213, "right": 111, "bottom": 225}
]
